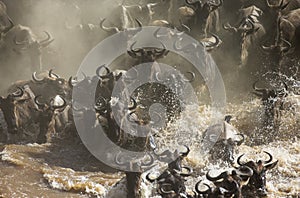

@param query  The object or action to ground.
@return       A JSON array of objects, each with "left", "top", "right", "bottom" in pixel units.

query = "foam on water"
[{"left": 0, "top": 93, "right": 299, "bottom": 197}]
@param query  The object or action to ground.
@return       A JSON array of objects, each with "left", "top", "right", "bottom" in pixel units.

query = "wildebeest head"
[
  {"left": 185, "top": 0, "right": 223, "bottom": 36},
  {"left": 147, "top": 169, "right": 189, "bottom": 197},
  {"left": 2, "top": 25, "right": 53, "bottom": 72},
  {"left": 261, "top": 37, "right": 292, "bottom": 67},
  {"left": 100, "top": 17, "right": 142, "bottom": 35},
  {"left": 31, "top": 70, "right": 72, "bottom": 101},
  {"left": 127, "top": 41, "right": 169, "bottom": 62},
  {"left": 224, "top": 17, "right": 264, "bottom": 67},
  {"left": 0, "top": 87, "right": 24, "bottom": 134},
  {"left": 252, "top": 80, "right": 288, "bottom": 102},
  {"left": 237, "top": 151, "right": 278, "bottom": 196},
  {"left": 205, "top": 166, "right": 253, "bottom": 198}
]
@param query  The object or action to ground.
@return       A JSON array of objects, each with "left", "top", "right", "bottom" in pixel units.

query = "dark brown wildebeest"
[
  {"left": 252, "top": 80, "right": 288, "bottom": 141},
  {"left": 237, "top": 151, "right": 278, "bottom": 197},
  {"left": 199, "top": 166, "right": 253, "bottom": 198},
  {"left": 34, "top": 95, "right": 67, "bottom": 143},
  {"left": 0, "top": 24, "right": 53, "bottom": 72},
  {"left": 8, "top": 70, "right": 72, "bottom": 103},
  {"left": 223, "top": 5, "right": 266, "bottom": 68},
  {"left": 262, "top": 8, "right": 300, "bottom": 74},
  {"left": 146, "top": 146, "right": 192, "bottom": 198},
  {"left": 0, "top": 87, "right": 24, "bottom": 142},
  {"left": 261, "top": 0, "right": 300, "bottom": 48},
  {"left": 185, "top": 0, "right": 223, "bottom": 38}
]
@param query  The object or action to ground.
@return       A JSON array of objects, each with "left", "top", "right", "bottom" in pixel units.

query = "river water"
[{"left": 0, "top": 95, "right": 299, "bottom": 198}]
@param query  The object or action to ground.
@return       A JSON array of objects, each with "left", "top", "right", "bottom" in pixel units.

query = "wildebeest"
[
  {"left": 146, "top": 146, "right": 192, "bottom": 198},
  {"left": 266, "top": 0, "right": 300, "bottom": 15},
  {"left": 185, "top": 0, "right": 223, "bottom": 38},
  {"left": 34, "top": 95, "right": 67, "bottom": 143},
  {"left": 237, "top": 151, "right": 278, "bottom": 197},
  {"left": 0, "top": 87, "right": 24, "bottom": 142},
  {"left": 262, "top": 8, "right": 300, "bottom": 73},
  {"left": 223, "top": 5, "right": 266, "bottom": 68},
  {"left": 202, "top": 115, "right": 245, "bottom": 163},
  {"left": 115, "top": 152, "right": 154, "bottom": 198},
  {"left": 252, "top": 80, "right": 288, "bottom": 141},
  {"left": 198, "top": 166, "right": 253, "bottom": 198},
  {"left": 8, "top": 70, "right": 72, "bottom": 103},
  {"left": 0, "top": 24, "right": 53, "bottom": 72}
]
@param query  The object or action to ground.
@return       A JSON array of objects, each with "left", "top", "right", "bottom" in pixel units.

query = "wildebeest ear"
[{"left": 265, "top": 160, "right": 278, "bottom": 170}]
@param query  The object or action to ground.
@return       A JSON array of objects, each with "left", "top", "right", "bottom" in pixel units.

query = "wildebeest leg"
[
  {"left": 126, "top": 171, "right": 142, "bottom": 198},
  {"left": 37, "top": 114, "right": 51, "bottom": 143}
]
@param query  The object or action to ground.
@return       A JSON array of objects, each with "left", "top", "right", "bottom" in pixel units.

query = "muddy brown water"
[{"left": 0, "top": 96, "right": 299, "bottom": 198}]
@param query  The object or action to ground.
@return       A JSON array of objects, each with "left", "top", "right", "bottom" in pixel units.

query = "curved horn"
[
  {"left": 237, "top": 154, "right": 245, "bottom": 166},
  {"left": 96, "top": 64, "right": 111, "bottom": 79},
  {"left": 32, "top": 72, "right": 45, "bottom": 83},
  {"left": 100, "top": 18, "right": 120, "bottom": 33},
  {"left": 135, "top": 18, "right": 143, "bottom": 30},
  {"left": 195, "top": 181, "right": 211, "bottom": 194},
  {"left": 130, "top": 41, "right": 143, "bottom": 53},
  {"left": 34, "top": 95, "right": 46, "bottom": 109},
  {"left": 127, "top": 41, "right": 144, "bottom": 58},
  {"left": 146, "top": 172, "right": 157, "bottom": 183},
  {"left": 261, "top": 43, "right": 275, "bottom": 52},
  {"left": 208, "top": 33, "right": 222, "bottom": 48},
  {"left": 281, "top": 38, "right": 292, "bottom": 53},
  {"left": 160, "top": 183, "right": 175, "bottom": 194},
  {"left": 174, "top": 166, "right": 193, "bottom": 177},
  {"left": 39, "top": 31, "right": 54, "bottom": 48},
  {"left": 154, "top": 42, "right": 168, "bottom": 55},
  {"left": 253, "top": 80, "right": 266, "bottom": 93},
  {"left": 263, "top": 151, "right": 273, "bottom": 164},
  {"left": 48, "top": 69, "right": 60, "bottom": 79},
  {"left": 180, "top": 145, "right": 190, "bottom": 157},
  {"left": 265, "top": 160, "right": 278, "bottom": 170},
  {"left": 128, "top": 97, "right": 137, "bottom": 111},
  {"left": 206, "top": 170, "right": 228, "bottom": 181},
  {"left": 11, "top": 87, "right": 24, "bottom": 98},
  {"left": 236, "top": 165, "right": 253, "bottom": 177},
  {"left": 234, "top": 133, "right": 245, "bottom": 146}
]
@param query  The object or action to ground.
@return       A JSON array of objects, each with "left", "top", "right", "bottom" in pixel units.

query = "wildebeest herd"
[{"left": 0, "top": 0, "right": 299, "bottom": 197}]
